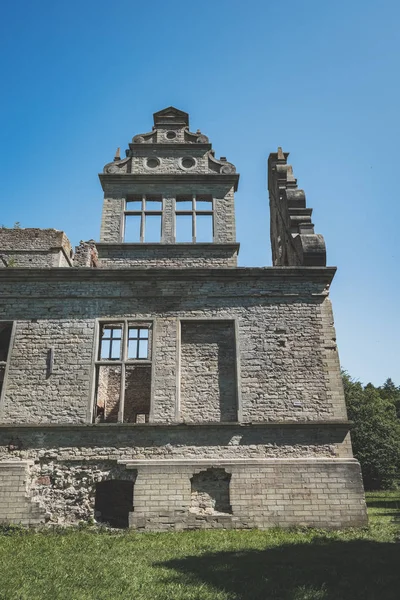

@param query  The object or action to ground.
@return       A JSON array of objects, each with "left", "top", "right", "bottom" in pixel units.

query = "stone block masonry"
[
  {"left": 0, "top": 106, "right": 367, "bottom": 530},
  {"left": 0, "top": 423, "right": 360, "bottom": 526},
  {"left": 0, "top": 461, "right": 46, "bottom": 525},
  {"left": 0, "top": 269, "right": 344, "bottom": 425},
  {"left": 127, "top": 459, "right": 366, "bottom": 531}
]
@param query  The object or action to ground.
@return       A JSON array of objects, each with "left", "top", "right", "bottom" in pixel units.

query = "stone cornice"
[
  {"left": 99, "top": 172, "right": 240, "bottom": 191},
  {"left": 127, "top": 142, "right": 212, "bottom": 151},
  {"left": 0, "top": 266, "right": 337, "bottom": 285},
  {"left": 95, "top": 242, "right": 240, "bottom": 251},
  {"left": 0, "top": 420, "right": 352, "bottom": 431}
]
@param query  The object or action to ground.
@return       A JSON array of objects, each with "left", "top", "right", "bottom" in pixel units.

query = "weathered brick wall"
[
  {"left": 128, "top": 459, "right": 367, "bottom": 530},
  {"left": 96, "top": 244, "right": 238, "bottom": 268},
  {"left": 180, "top": 321, "right": 237, "bottom": 422},
  {"left": 0, "top": 229, "right": 72, "bottom": 268},
  {"left": 0, "top": 270, "right": 344, "bottom": 425},
  {"left": 0, "top": 425, "right": 362, "bottom": 528},
  {"left": 0, "top": 460, "right": 46, "bottom": 525},
  {"left": 1, "top": 319, "right": 95, "bottom": 423}
]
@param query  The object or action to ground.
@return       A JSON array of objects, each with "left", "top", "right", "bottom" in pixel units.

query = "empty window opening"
[
  {"left": 0, "top": 323, "right": 12, "bottom": 362},
  {"left": 175, "top": 195, "right": 213, "bottom": 243},
  {"left": 94, "top": 322, "right": 152, "bottom": 423},
  {"left": 125, "top": 195, "right": 162, "bottom": 242},
  {"left": 95, "top": 365, "right": 121, "bottom": 422},
  {"left": 190, "top": 468, "right": 232, "bottom": 515},
  {"left": 0, "top": 323, "right": 12, "bottom": 397},
  {"left": 124, "top": 365, "right": 151, "bottom": 423},
  {"left": 95, "top": 480, "right": 134, "bottom": 528}
]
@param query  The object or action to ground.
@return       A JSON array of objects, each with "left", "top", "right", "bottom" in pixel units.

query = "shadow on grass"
[
  {"left": 158, "top": 539, "right": 400, "bottom": 600},
  {"left": 367, "top": 499, "right": 400, "bottom": 509}
]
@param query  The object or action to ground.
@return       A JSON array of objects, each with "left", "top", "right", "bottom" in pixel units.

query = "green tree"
[
  {"left": 343, "top": 372, "right": 400, "bottom": 490},
  {"left": 379, "top": 378, "right": 400, "bottom": 418}
]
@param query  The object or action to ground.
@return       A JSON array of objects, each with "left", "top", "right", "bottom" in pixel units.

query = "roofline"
[
  {"left": 99, "top": 173, "right": 240, "bottom": 191},
  {"left": 0, "top": 266, "right": 337, "bottom": 284}
]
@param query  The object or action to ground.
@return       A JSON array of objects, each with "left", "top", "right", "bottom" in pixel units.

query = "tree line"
[{"left": 343, "top": 373, "right": 400, "bottom": 490}]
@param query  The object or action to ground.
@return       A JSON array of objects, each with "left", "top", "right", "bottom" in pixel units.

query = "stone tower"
[{"left": 0, "top": 107, "right": 367, "bottom": 529}]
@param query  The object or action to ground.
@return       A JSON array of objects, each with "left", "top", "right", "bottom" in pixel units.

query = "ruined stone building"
[{"left": 0, "top": 107, "right": 367, "bottom": 529}]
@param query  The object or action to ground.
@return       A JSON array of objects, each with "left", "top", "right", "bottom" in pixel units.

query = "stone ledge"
[
  {"left": 0, "top": 420, "right": 352, "bottom": 431},
  {"left": 95, "top": 242, "right": 240, "bottom": 250},
  {"left": 0, "top": 460, "right": 33, "bottom": 466},
  {"left": 119, "top": 458, "right": 359, "bottom": 468},
  {"left": 0, "top": 266, "right": 337, "bottom": 284},
  {"left": 99, "top": 173, "right": 240, "bottom": 192}
]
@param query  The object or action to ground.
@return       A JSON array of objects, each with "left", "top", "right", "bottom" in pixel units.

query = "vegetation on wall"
[{"left": 343, "top": 373, "right": 400, "bottom": 490}]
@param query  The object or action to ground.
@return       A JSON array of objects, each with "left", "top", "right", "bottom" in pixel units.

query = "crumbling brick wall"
[{"left": 0, "top": 228, "right": 72, "bottom": 268}]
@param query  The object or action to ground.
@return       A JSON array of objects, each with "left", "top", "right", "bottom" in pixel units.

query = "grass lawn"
[{"left": 0, "top": 491, "right": 399, "bottom": 600}]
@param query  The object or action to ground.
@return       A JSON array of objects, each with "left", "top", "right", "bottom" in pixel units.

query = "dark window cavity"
[
  {"left": 95, "top": 479, "right": 135, "bottom": 528},
  {"left": 0, "top": 323, "right": 13, "bottom": 398}
]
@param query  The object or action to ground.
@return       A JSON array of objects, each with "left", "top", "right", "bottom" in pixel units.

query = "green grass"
[{"left": 0, "top": 491, "right": 399, "bottom": 600}]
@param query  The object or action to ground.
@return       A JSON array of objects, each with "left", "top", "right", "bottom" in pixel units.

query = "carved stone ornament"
[
  {"left": 132, "top": 131, "right": 155, "bottom": 144},
  {"left": 207, "top": 151, "right": 236, "bottom": 174},
  {"left": 184, "top": 127, "right": 209, "bottom": 144},
  {"left": 220, "top": 163, "right": 236, "bottom": 174},
  {"left": 103, "top": 157, "right": 131, "bottom": 174}
]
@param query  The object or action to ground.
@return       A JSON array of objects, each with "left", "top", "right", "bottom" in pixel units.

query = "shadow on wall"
[
  {"left": 157, "top": 539, "right": 400, "bottom": 600},
  {"left": 217, "top": 328, "right": 237, "bottom": 422}
]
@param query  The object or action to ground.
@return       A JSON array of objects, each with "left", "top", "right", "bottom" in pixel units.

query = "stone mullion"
[{"left": 192, "top": 194, "right": 196, "bottom": 242}]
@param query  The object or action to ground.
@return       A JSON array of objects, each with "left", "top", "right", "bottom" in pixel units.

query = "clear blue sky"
[{"left": 0, "top": 0, "right": 399, "bottom": 386}]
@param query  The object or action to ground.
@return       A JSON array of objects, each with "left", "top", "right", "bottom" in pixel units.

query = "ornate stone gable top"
[
  {"left": 102, "top": 106, "right": 237, "bottom": 178},
  {"left": 153, "top": 106, "right": 189, "bottom": 127}
]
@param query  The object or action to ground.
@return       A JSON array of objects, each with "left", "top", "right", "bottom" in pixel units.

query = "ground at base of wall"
[{"left": 0, "top": 492, "right": 398, "bottom": 600}]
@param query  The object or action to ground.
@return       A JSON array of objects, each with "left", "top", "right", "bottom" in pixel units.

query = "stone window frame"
[
  {"left": 174, "top": 194, "right": 215, "bottom": 243},
  {"left": 90, "top": 319, "right": 155, "bottom": 424},
  {"left": 175, "top": 317, "right": 242, "bottom": 423},
  {"left": 0, "top": 321, "right": 16, "bottom": 408},
  {"left": 124, "top": 195, "right": 163, "bottom": 243}
]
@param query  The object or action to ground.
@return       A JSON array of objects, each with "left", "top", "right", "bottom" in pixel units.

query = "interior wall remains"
[{"left": 180, "top": 321, "right": 237, "bottom": 422}]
